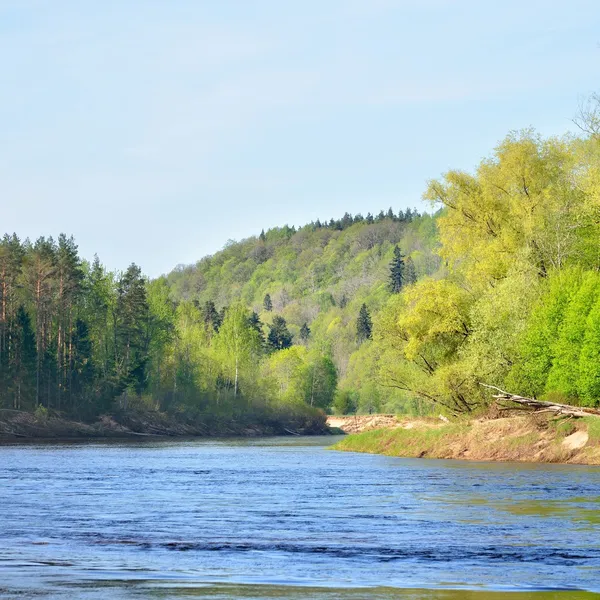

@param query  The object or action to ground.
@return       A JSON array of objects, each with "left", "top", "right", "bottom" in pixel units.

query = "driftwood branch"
[{"left": 480, "top": 384, "right": 600, "bottom": 419}]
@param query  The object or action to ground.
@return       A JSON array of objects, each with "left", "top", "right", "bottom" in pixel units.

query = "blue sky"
[{"left": 2, "top": 1, "right": 599, "bottom": 276}]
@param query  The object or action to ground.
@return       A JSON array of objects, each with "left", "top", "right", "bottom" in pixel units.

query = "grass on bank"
[{"left": 331, "top": 414, "right": 600, "bottom": 464}]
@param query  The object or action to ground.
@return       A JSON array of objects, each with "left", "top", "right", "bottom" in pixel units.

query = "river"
[{"left": 0, "top": 436, "right": 599, "bottom": 599}]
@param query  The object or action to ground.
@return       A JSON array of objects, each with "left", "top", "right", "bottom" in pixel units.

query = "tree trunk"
[{"left": 234, "top": 356, "right": 239, "bottom": 398}]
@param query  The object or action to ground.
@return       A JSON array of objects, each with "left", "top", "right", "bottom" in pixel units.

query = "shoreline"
[
  {"left": 331, "top": 414, "right": 600, "bottom": 466},
  {"left": 0, "top": 408, "right": 331, "bottom": 443}
]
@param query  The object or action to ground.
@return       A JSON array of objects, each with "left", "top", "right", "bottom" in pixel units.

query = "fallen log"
[{"left": 480, "top": 384, "right": 600, "bottom": 419}]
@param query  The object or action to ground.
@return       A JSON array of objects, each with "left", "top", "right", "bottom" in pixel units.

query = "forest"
[{"left": 2, "top": 97, "right": 600, "bottom": 423}]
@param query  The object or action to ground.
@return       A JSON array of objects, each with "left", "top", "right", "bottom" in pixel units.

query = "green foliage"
[
  {"left": 299, "top": 322, "right": 310, "bottom": 342},
  {"left": 8, "top": 99, "right": 600, "bottom": 419},
  {"left": 263, "top": 293, "right": 273, "bottom": 312},
  {"left": 389, "top": 245, "right": 405, "bottom": 293},
  {"left": 508, "top": 269, "right": 583, "bottom": 398},
  {"left": 356, "top": 304, "right": 373, "bottom": 343},
  {"left": 34, "top": 404, "right": 48, "bottom": 423},
  {"left": 545, "top": 271, "right": 600, "bottom": 398},
  {"left": 576, "top": 296, "right": 600, "bottom": 406},
  {"left": 333, "top": 389, "right": 356, "bottom": 415},
  {"left": 267, "top": 315, "right": 293, "bottom": 351}
]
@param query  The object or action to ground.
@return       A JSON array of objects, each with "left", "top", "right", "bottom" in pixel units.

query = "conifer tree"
[
  {"left": 300, "top": 322, "right": 311, "bottom": 342},
  {"left": 202, "top": 300, "right": 221, "bottom": 332},
  {"left": 356, "top": 304, "right": 372, "bottom": 343},
  {"left": 70, "top": 319, "right": 94, "bottom": 415},
  {"left": 55, "top": 234, "right": 84, "bottom": 410},
  {"left": 389, "top": 245, "right": 405, "bottom": 293},
  {"left": 267, "top": 315, "right": 293, "bottom": 350},
  {"left": 10, "top": 305, "right": 36, "bottom": 410},
  {"left": 341, "top": 212, "right": 353, "bottom": 229},
  {"left": 263, "top": 293, "right": 273, "bottom": 312},
  {"left": 115, "top": 264, "right": 149, "bottom": 396},
  {"left": 259, "top": 229, "right": 266, "bottom": 243},
  {"left": 248, "top": 311, "right": 265, "bottom": 345},
  {"left": 404, "top": 256, "right": 417, "bottom": 285}
]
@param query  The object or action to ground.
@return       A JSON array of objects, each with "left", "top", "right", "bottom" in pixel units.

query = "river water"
[{"left": 0, "top": 436, "right": 599, "bottom": 599}]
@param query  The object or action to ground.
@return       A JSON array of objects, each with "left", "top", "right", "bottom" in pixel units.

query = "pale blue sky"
[{"left": 2, "top": 1, "right": 599, "bottom": 276}]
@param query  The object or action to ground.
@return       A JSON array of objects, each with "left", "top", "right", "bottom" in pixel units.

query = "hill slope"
[{"left": 164, "top": 211, "right": 440, "bottom": 413}]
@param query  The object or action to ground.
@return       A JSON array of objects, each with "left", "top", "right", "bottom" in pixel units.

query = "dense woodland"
[{"left": 3, "top": 97, "right": 600, "bottom": 421}]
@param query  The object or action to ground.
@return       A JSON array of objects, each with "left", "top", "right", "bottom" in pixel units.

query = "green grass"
[
  {"left": 331, "top": 424, "right": 466, "bottom": 458},
  {"left": 584, "top": 417, "right": 600, "bottom": 443},
  {"left": 331, "top": 415, "right": 600, "bottom": 464}
]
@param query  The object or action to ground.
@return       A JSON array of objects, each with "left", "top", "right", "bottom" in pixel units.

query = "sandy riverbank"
[{"left": 331, "top": 414, "right": 600, "bottom": 465}]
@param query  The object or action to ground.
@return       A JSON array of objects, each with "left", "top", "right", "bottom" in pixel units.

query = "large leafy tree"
[{"left": 214, "top": 302, "right": 263, "bottom": 398}]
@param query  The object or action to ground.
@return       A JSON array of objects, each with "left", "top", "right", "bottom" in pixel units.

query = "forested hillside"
[
  {"left": 3, "top": 98, "right": 600, "bottom": 423},
  {"left": 0, "top": 210, "right": 439, "bottom": 424},
  {"left": 163, "top": 101, "right": 600, "bottom": 416},
  {"left": 165, "top": 210, "right": 440, "bottom": 414}
]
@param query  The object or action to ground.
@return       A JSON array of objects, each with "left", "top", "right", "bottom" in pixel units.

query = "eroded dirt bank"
[
  {"left": 332, "top": 414, "right": 600, "bottom": 465},
  {"left": 0, "top": 408, "right": 330, "bottom": 441}
]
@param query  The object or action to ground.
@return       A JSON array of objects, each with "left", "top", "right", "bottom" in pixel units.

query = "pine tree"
[
  {"left": 70, "top": 319, "right": 94, "bottom": 416},
  {"left": 202, "top": 300, "right": 221, "bottom": 332},
  {"left": 248, "top": 311, "right": 265, "bottom": 344},
  {"left": 300, "top": 322, "right": 311, "bottom": 342},
  {"left": 0, "top": 234, "right": 24, "bottom": 407},
  {"left": 389, "top": 245, "right": 405, "bottom": 293},
  {"left": 115, "top": 263, "right": 149, "bottom": 396},
  {"left": 356, "top": 304, "right": 372, "bottom": 343},
  {"left": 259, "top": 229, "right": 266, "bottom": 243},
  {"left": 404, "top": 256, "right": 417, "bottom": 285},
  {"left": 267, "top": 316, "right": 293, "bottom": 350},
  {"left": 23, "top": 237, "right": 57, "bottom": 408},
  {"left": 9, "top": 305, "right": 37, "bottom": 410},
  {"left": 366, "top": 213, "right": 374, "bottom": 224},
  {"left": 55, "top": 234, "right": 84, "bottom": 410},
  {"left": 263, "top": 293, "right": 273, "bottom": 312},
  {"left": 341, "top": 212, "right": 353, "bottom": 229}
]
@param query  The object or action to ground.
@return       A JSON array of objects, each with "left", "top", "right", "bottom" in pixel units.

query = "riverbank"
[
  {"left": 326, "top": 414, "right": 406, "bottom": 434},
  {"left": 332, "top": 414, "right": 600, "bottom": 465},
  {"left": 0, "top": 407, "right": 330, "bottom": 441}
]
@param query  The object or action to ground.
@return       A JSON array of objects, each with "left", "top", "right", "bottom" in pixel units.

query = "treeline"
[
  {"left": 0, "top": 206, "right": 432, "bottom": 420},
  {"left": 8, "top": 103, "right": 598, "bottom": 421},
  {"left": 165, "top": 96, "right": 600, "bottom": 416},
  {"left": 305, "top": 207, "right": 419, "bottom": 232},
  {"left": 166, "top": 208, "right": 440, "bottom": 414},
  {"left": 362, "top": 115, "right": 600, "bottom": 413},
  {"left": 0, "top": 235, "right": 160, "bottom": 417}
]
